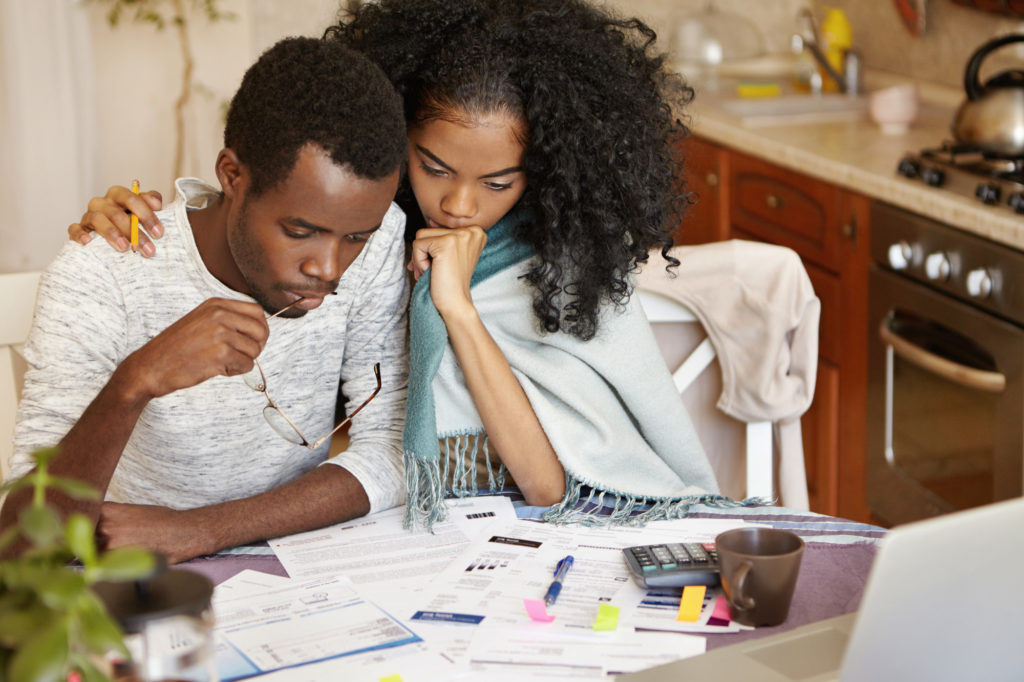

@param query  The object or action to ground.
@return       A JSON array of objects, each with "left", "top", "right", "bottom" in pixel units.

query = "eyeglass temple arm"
[{"left": 310, "top": 363, "right": 383, "bottom": 450}]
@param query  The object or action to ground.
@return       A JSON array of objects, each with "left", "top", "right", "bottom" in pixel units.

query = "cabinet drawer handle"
[
  {"left": 705, "top": 172, "right": 719, "bottom": 187},
  {"left": 765, "top": 194, "right": 781, "bottom": 209}
]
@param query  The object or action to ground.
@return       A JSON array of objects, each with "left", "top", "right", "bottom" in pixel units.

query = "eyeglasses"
[{"left": 242, "top": 298, "right": 382, "bottom": 450}]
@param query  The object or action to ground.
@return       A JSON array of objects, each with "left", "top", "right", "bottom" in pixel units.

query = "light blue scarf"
[{"left": 403, "top": 210, "right": 742, "bottom": 530}]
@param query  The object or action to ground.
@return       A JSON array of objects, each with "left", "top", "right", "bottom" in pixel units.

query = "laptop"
[{"left": 615, "top": 496, "right": 1024, "bottom": 682}]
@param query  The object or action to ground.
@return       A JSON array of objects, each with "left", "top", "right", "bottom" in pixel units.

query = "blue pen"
[{"left": 544, "top": 555, "right": 575, "bottom": 606}]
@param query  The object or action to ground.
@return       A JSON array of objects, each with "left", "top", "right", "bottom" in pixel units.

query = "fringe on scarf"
[
  {"left": 539, "top": 475, "right": 770, "bottom": 527},
  {"left": 405, "top": 446, "right": 771, "bottom": 531},
  {"left": 405, "top": 432, "right": 506, "bottom": 531}
]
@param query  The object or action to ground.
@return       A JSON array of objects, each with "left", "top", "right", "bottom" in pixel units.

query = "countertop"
[{"left": 687, "top": 72, "right": 1024, "bottom": 251}]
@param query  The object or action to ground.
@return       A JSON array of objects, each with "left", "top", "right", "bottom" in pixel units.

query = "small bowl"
[{"left": 869, "top": 84, "right": 919, "bottom": 135}]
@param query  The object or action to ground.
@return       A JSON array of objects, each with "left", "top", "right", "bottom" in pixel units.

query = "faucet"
[{"left": 793, "top": 7, "right": 856, "bottom": 95}]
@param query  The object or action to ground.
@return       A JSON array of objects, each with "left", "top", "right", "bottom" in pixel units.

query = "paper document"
[
  {"left": 269, "top": 496, "right": 515, "bottom": 588},
  {"left": 213, "top": 575, "right": 421, "bottom": 681}
]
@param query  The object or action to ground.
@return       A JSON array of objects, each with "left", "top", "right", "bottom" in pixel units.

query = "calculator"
[{"left": 622, "top": 542, "right": 720, "bottom": 588}]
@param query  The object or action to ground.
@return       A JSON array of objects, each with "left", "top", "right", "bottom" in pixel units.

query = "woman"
[{"left": 69, "top": 0, "right": 728, "bottom": 528}]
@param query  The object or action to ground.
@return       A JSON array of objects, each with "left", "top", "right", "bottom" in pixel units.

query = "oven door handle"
[{"left": 879, "top": 321, "right": 1006, "bottom": 393}]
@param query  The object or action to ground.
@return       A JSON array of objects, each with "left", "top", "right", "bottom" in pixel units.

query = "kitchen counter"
[{"left": 687, "top": 73, "right": 1024, "bottom": 250}]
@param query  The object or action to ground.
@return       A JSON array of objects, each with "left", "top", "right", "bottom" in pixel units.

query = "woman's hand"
[
  {"left": 69, "top": 184, "right": 165, "bottom": 257},
  {"left": 409, "top": 225, "right": 487, "bottom": 319}
]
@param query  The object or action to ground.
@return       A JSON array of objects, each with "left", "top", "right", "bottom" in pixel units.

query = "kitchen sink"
[{"left": 711, "top": 92, "right": 869, "bottom": 127}]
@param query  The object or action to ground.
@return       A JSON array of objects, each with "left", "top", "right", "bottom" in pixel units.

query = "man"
[{"left": 0, "top": 37, "right": 409, "bottom": 563}]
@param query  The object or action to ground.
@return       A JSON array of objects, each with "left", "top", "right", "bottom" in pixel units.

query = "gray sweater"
[{"left": 9, "top": 179, "right": 409, "bottom": 513}]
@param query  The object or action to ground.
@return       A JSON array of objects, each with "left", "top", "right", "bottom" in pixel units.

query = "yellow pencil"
[{"left": 130, "top": 179, "right": 140, "bottom": 253}]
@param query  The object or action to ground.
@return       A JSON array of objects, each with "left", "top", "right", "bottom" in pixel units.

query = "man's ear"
[{"left": 214, "top": 148, "right": 245, "bottom": 200}]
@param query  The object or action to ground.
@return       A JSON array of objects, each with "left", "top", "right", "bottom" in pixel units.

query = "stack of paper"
[{"left": 209, "top": 497, "right": 755, "bottom": 680}]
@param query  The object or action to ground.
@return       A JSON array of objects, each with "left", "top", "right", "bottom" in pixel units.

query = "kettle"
[{"left": 952, "top": 34, "right": 1024, "bottom": 158}]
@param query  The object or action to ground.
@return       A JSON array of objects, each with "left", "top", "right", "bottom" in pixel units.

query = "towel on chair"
[{"left": 637, "top": 239, "right": 820, "bottom": 509}]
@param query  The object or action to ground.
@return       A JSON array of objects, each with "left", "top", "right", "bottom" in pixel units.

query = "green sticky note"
[{"left": 593, "top": 602, "right": 620, "bottom": 631}]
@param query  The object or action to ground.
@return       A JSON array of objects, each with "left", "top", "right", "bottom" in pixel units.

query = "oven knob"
[
  {"left": 966, "top": 267, "right": 993, "bottom": 298},
  {"left": 897, "top": 158, "right": 921, "bottom": 178},
  {"left": 924, "top": 252, "right": 950, "bottom": 281},
  {"left": 1009, "top": 192, "right": 1024, "bottom": 214},
  {"left": 920, "top": 167, "right": 946, "bottom": 187},
  {"left": 887, "top": 241, "right": 912, "bottom": 270},
  {"left": 975, "top": 183, "right": 1002, "bottom": 205}
]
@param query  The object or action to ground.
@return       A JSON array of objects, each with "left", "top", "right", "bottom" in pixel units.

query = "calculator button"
[
  {"left": 651, "top": 546, "right": 673, "bottom": 561},
  {"left": 685, "top": 543, "right": 709, "bottom": 563},
  {"left": 668, "top": 546, "right": 692, "bottom": 565}
]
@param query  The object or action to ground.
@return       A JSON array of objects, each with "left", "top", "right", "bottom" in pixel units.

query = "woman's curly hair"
[{"left": 325, "top": 0, "right": 694, "bottom": 341}]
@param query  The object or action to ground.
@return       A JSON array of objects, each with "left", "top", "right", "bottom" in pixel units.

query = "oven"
[{"left": 867, "top": 201, "right": 1024, "bottom": 526}]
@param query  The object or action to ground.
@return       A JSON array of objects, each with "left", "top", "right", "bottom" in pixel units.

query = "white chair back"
[
  {"left": 637, "top": 240, "right": 819, "bottom": 510},
  {"left": 1, "top": 271, "right": 41, "bottom": 481},
  {"left": 637, "top": 288, "right": 776, "bottom": 502}
]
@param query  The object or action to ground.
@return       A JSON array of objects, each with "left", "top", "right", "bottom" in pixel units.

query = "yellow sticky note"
[
  {"left": 379, "top": 675, "right": 403, "bottom": 682},
  {"left": 677, "top": 585, "right": 706, "bottom": 622},
  {"left": 593, "top": 602, "right": 620, "bottom": 631}
]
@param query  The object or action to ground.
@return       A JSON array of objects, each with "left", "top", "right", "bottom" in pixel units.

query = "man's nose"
[{"left": 301, "top": 241, "right": 342, "bottom": 284}]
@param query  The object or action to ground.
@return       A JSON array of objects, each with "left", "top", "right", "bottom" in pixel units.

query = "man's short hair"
[{"left": 224, "top": 36, "right": 406, "bottom": 195}]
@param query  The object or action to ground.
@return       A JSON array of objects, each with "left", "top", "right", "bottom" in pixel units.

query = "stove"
[
  {"left": 867, "top": 202, "right": 1024, "bottom": 526},
  {"left": 897, "top": 142, "right": 1024, "bottom": 214}
]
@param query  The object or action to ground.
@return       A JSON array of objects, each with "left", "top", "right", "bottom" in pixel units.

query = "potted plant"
[{"left": 0, "top": 447, "right": 155, "bottom": 682}]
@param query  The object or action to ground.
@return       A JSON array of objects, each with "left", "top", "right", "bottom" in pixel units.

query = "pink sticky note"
[
  {"left": 708, "top": 595, "right": 732, "bottom": 626},
  {"left": 524, "top": 598, "right": 556, "bottom": 622}
]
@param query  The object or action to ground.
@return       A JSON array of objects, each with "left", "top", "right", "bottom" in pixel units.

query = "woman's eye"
[
  {"left": 419, "top": 162, "right": 447, "bottom": 177},
  {"left": 485, "top": 182, "right": 513, "bottom": 191},
  {"left": 345, "top": 233, "right": 370, "bottom": 244}
]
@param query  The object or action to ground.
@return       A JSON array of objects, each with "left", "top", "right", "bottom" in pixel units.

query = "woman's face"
[{"left": 406, "top": 110, "right": 527, "bottom": 232}]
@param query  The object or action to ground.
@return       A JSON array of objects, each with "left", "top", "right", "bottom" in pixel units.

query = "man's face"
[{"left": 228, "top": 144, "right": 400, "bottom": 317}]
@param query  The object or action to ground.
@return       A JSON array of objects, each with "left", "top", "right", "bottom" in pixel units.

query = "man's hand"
[
  {"left": 97, "top": 502, "right": 214, "bottom": 565},
  {"left": 118, "top": 298, "right": 270, "bottom": 403}
]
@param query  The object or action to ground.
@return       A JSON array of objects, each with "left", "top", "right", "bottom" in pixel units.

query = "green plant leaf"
[
  {"left": 0, "top": 606, "right": 51, "bottom": 648},
  {"left": 65, "top": 514, "right": 98, "bottom": 565},
  {"left": 8, "top": 616, "right": 70, "bottom": 682},
  {"left": 76, "top": 591, "right": 128, "bottom": 659},
  {"left": 91, "top": 547, "right": 155, "bottom": 582},
  {"left": 18, "top": 506, "right": 63, "bottom": 546},
  {"left": 19, "top": 544, "right": 74, "bottom": 566},
  {"left": 32, "top": 567, "right": 87, "bottom": 610},
  {"left": 47, "top": 476, "right": 100, "bottom": 501},
  {"left": 0, "top": 586, "right": 35, "bottom": 614},
  {"left": 0, "top": 524, "right": 20, "bottom": 552}
]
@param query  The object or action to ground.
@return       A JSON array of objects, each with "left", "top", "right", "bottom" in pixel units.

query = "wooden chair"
[
  {"left": 1, "top": 271, "right": 42, "bottom": 481},
  {"left": 636, "top": 241, "right": 819, "bottom": 509}
]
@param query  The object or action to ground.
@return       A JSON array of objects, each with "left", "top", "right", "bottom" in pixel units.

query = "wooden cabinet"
[
  {"left": 675, "top": 138, "right": 870, "bottom": 520},
  {"left": 675, "top": 136, "right": 729, "bottom": 245}
]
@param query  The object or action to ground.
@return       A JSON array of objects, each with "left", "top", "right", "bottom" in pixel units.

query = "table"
[{"left": 179, "top": 500, "right": 884, "bottom": 656}]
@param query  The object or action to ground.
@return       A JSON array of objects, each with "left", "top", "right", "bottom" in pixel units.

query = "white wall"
[{"left": 0, "top": 0, "right": 337, "bottom": 274}]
